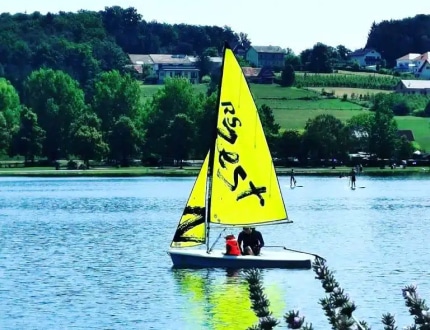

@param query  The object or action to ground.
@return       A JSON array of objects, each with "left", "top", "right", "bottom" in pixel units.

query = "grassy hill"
[{"left": 140, "top": 83, "right": 430, "bottom": 151}]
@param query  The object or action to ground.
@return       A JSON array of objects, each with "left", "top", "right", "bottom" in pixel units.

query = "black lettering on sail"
[
  {"left": 217, "top": 118, "right": 240, "bottom": 144},
  {"left": 173, "top": 206, "right": 205, "bottom": 243},
  {"left": 221, "top": 101, "right": 235, "bottom": 114},
  {"left": 237, "top": 181, "right": 266, "bottom": 206},
  {"left": 218, "top": 148, "right": 239, "bottom": 168},
  {"left": 216, "top": 166, "right": 247, "bottom": 191}
]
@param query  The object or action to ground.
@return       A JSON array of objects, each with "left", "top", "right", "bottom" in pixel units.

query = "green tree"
[
  {"left": 346, "top": 112, "right": 374, "bottom": 153},
  {"left": 69, "top": 113, "right": 108, "bottom": 168},
  {"left": 164, "top": 113, "right": 195, "bottom": 167},
  {"left": 194, "top": 92, "right": 217, "bottom": 158},
  {"left": 284, "top": 52, "right": 301, "bottom": 71},
  {"left": 109, "top": 116, "right": 141, "bottom": 166},
  {"left": 91, "top": 70, "right": 142, "bottom": 137},
  {"left": 423, "top": 100, "right": 430, "bottom": 117},
  {"left": 144, "top": 77, "right": 204, "bottom": 160},
  {"left": 396, "top": 135, "right": 414, "bottom": 160},
  {"left": 258, "top": 104, "right": 280, "bottom": 137},
  {"left": 369, "top": 104, "right": 398, "bottom": 162},
  {"left": 24, "top": 68, "right": 86, "bottom": 160},
  {"left": 279, "top": 64, "right": 295, "bottom": 87},
  {"left": 276, "top": 129, "right": 303, "bottom": 163},
  {"left": 258, "top": 104, "right": 281, "bottom": 153},
  {"left": 0, "top": 78, "right": 21, "bottom": 154},
  {"left": 12, "top": 106, "right": 45, "bottom": 162},
  {"left": 308, "top": 43, "right": 333, "bottom": 73},
  {"left": 303, "top": 114, "right": 347, "bottom": 166}
]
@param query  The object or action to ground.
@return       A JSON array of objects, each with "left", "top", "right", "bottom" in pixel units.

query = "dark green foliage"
[
  {"left": 424, "top": 100, "right": 430, "bottom": 117},
  {"left": 245, "top": 269, "right": 280, "bottom": 330},
  {"left": 0, "top": 7, "right": 243, "bottom": 95},
  {"left": 108, "top": 116, "right": 141, "bottom": 166},
  {"left": 369, "top": 105, "right": 398, "bottom": 160},
  {"left": 371, "top": 93, "right": 430, "bottom": 116},
  {"left": 12, "top": 106, "right": 45, "bottom": 162},
  {"left": 258, "top": 104, "right": 281, "bottom": 137},
  {"left": 303, "top": 114, "right": 348, "bottom": 165},
  {"left": 366, "top": 15, "right": 430, "bottom": 67},
  {"left": 143, "top": 78, "right": 205, "bottom": 162},
  {"left": 91, "top": 70, "right": 142, "bottom": 136},
  {"left": 301, "top": 43, "right": 333, "bottom": 73},
  {"left": 69, "top": 113, "right": 108, "bottom": 167},
  {"left": 284, "top": 52, "right": 302, "bottom": 71},
  {"left": 280, "top": 64, "right": 295, "bottom": 87},
  {"left": 163, "top": 113, "right": 195, "bottom": 167},
  {"left": 396, "top": 135, "right": 414, "bottom": 160},
  {"left": 276, "top": 130, "right": 302, "bottom": 162},
  {"left": 24, "top": 68, "right": 86, "bottom": 160}
]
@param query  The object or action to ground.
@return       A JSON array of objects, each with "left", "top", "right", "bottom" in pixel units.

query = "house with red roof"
[
  {"left": 395, "top": 53, "right": 421, "bottom": 72},
  {"left": 395, "top": 52, "right": 430, "bottom": 77}
]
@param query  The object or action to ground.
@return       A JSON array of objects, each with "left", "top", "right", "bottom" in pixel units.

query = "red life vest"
[{"left": 226, "top": 238, "right": 241, "bottom": 256}]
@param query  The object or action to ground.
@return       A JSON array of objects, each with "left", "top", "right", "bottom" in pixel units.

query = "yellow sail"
[
  {"left": 171, "top": 154, "right": 209, "bottom": 247},
  {"left": 209, "top": 46, "right": 287, "bottom": 225}
]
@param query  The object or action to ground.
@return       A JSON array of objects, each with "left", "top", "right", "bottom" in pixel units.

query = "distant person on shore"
[
  {"left": 290, "top": 169, "right": 297, "bottom": 187},
  {"left": 349, "top": 168, "right": 356, "bottom": 188}
]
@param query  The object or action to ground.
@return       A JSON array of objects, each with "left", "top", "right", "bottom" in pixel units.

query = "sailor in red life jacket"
[{"left": 225, "top": 234, "right": 241, "bottom": 256}]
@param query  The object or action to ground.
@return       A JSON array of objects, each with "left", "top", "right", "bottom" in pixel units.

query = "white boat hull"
[{"left": 168, "top": 248, "right": 313, "bottom": 269}]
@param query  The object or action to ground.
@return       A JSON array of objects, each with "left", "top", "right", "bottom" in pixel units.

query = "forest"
[{"left": 0, "top": 6, "right": 429, "bottom": 167}]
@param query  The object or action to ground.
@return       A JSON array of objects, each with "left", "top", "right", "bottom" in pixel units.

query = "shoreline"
[{"left": 0, "top": 166, "right": 428, "bottom": 177}]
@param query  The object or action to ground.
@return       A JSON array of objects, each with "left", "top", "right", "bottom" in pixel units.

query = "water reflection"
[{"left": 172, "top": 269, "right": 286, "bottom": 329}]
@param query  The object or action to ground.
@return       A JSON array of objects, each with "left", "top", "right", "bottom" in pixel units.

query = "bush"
[
  {"left": 201, "top": 75, "right": 211, "bottom": 84},
  {"left": 245, "top": 258, "right": 430, "bottom": 329}
]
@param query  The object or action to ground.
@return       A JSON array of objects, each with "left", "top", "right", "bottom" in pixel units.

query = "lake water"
[{"left": 0, "top": 175, "right": 429, "bottom": 329}]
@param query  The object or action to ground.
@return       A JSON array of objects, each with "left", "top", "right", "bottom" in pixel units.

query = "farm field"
[
  {"left": 272, "top": 109, "right": 366, "bottom": 130},
  {"left": 306, "top": 87, "right": 392, "bottom": 97},
  {"left": 396, "top": 116, "right": 430, "bottom": 151},
  {"left": 140, "top": 83, "right": 429, "bottom": 150}
]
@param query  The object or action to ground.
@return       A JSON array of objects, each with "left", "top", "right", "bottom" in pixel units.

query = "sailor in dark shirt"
[{"left": 237, "top": 226, "right": 265, "bottom": 256}]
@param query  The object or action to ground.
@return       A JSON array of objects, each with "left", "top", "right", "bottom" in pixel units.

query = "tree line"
[
  {"left": 0, "top": 69, "right": 414, "bottom": 167},
  {"left": 0, "top": 6, "right": 244, "bottom": 96}
]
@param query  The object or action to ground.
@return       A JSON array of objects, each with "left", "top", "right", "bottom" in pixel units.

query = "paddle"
[{"left": 265, "top": 245, "right": 326, "bottom": 262}]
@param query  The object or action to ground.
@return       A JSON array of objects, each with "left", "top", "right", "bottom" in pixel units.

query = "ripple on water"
[{"left": 0, "top": 176, "right": 430, "bottom": 329}]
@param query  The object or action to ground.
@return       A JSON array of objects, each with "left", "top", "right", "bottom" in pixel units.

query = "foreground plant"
[{"left": 245, "top": 258, "right": 430, "bottom": 329}]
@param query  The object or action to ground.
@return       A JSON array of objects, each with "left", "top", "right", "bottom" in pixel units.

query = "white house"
[
  {"left": 415, "top": 59, "right": 430, "bottom": 79},
  {"left": 412, "top": 52, "right": 430, "bottom": 73},
  {"left": 395, "top": 53, "right": 421, "bottom": 72},
  {"left": 395, "top": 79, "right": 430, "bottom": 95},
  {"left": 245, "top": 45, "right": 285, "bottom": 68},
  {"left": 128, "top": 54, "right": 199, "bottom": 84},
  {"left": 349, "top": 48, "right": 382, "bottom": 67}
]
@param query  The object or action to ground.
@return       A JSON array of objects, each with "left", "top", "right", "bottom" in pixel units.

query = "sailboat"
[{"left": 168, "top": 43, "right": 315, "bottom": 269}]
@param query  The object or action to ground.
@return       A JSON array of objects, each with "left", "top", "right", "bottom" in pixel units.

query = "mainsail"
[
  {"left": 170, "top": 43, "right": 288, "bottom": 249},
  {"left": 208, "top": 46, "right": 287, "bottom": 225},
  {"left": 170, "top": 154, "right": 209, "bottom": 247}
]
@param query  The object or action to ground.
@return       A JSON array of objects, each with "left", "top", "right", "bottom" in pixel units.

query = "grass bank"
[{"left": 0, "top": 166, "right": 428, "bottom": 178}]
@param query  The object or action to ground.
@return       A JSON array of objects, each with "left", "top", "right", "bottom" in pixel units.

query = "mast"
[{"left": 205, "top": 42, "right": 229, "bottom": 253}]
